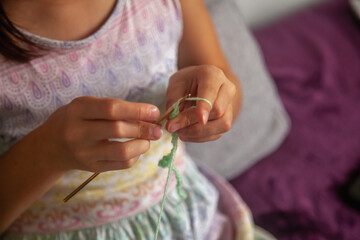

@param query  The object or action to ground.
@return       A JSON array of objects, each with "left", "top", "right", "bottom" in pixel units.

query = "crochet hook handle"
[
  {"left": 63, "top": 94, "right": 190, "bottom": 203},
  {"left": 63, "top": 172, "right": 99, "bottom": 202}
]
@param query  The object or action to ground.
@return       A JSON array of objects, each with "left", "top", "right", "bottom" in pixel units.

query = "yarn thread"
[{"left": 154, "top": 96, "right": 212, "bottom": 240}]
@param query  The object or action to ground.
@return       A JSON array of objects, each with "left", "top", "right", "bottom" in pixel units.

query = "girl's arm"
[
  {"left": 178, "top": 0, "right": 241, "bottom": 117},
  {"left": 166, "top": 0, "right": 242, "bottom": 142},
  {"left": 0, "top": 133, "right": 65, "bottom": 233},
  {"left": 0, "top": 97, "right": 161, "bottom": 233}
]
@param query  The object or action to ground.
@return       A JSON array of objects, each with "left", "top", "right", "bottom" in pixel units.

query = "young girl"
[{"left": 0, "top": 0, "right": 255, "bottom": 239}]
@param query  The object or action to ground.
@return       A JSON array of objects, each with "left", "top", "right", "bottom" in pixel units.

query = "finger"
[
  {"left": 95, "top": 157, "right": 140, "bottom": 172},
  {"left": 70, "top": 96, "right": 160, "bottom": 121},
  {"left": 179, "top": 134, "right": 223, "bottom": 143},
  {"left": 166, "top": 72, "right": 189, "bottom": 110},
  {"left": 177, "top": 111, "right": 232, "bottom": 139},
  {"left": 90, "top": 139, "right": 150, "bottom": 162},
  {"left": 209, "top": 83, "right": 235, "bottom": 120},
  {"left": 166, "top": 108, "right": 198, "bottom": 133},
  {"left": 83, "top": 120, "right": 162, "bottom": 141},
  {"left": 195, "top": 67, "right": 223, "bottom": 124}
]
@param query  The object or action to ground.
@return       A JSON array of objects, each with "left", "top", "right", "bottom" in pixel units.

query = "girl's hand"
[
  {"left": 166, "top": 65, "right": 236, "bottom": 142},
  {"left": 39, "top": 96, "right": 162, "bottom": 172}
]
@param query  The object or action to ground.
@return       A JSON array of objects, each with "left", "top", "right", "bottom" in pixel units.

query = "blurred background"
[
  {"left": 200, "top": 0, "right": 360, "bottom": 239},
  {"left": 237, "top": 0, "right": 325, "bottom": 27}
]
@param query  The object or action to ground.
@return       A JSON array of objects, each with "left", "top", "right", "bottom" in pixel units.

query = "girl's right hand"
[{"left": 38, "top": 96, "right": 162, "bottom": 173}]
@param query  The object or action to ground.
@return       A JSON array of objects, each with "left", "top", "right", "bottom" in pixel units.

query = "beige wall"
[{"left": 237, "top": 0, "right": 326, "bottom": 28}]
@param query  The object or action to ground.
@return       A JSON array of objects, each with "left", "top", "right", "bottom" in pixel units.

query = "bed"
[{"left": 229, "top": 0, "right": 360, "bottom": 239}]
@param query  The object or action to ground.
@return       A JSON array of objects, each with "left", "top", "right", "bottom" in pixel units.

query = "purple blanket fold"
[{"left": 230, "top": 0, "right": 360, "bottom": 239}]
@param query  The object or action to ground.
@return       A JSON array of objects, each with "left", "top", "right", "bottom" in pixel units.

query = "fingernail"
[
  {"left": 202, "top": 110, "right": 209, "bottom": 124},
  {"left": 149, "top": 107, "right": 159, "bottom": 119},
  {"left": 169, "top": 123, "right": 180, "bottom": 133},
  {"left": 152, "top": 126, "right": 163, "bottom": 139}
]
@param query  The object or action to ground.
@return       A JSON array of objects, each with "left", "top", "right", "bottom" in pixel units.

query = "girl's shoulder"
[
  {"left": 13, "top": 0, "right": 182, "bottom": 51},
  {"left": 0, "top": 0, "right": 183, "bottom": 144}
]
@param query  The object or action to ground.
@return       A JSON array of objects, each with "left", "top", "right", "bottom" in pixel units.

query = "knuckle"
[
  {"left": 197, "top": 65, "right": 211, "bottom": 79},
  {"left": 68, "top": 98, "right": 82, "bottom": 116},
  {"left": 103, "top": 99, "right": 117, "bottom": 119},
  {"left": 69, "top": 96, "right": 93, "bottom": 114},
  {"left": 62, "top": 125, "right": 77, "bottom": 146},
  {"left": 138, "top": 123, "right": 148, "bottom": 138},
  {"left": 223, "top": 118, "right": 232, "bottom": 132},
  {"left": 124, "top": 157, "right": 139, "bottom": 168},
  {"left": 70, "top": 97, "right": 83, "bottom": 107},
  {"left": 212, "top": 66, "right": 225, "bottom": 78},
  {"left": 212, "top": 105, "right": 224, "bottom": 119},
  {"left": 228, "top": 82, "right": 236, "bottom": 96},
  {"left": 141, "top": 140, "right": 151, "bottom": 153},
  {"left": 182, "top": 116, "right": 192, "bottom": 127},
  {"left": 200, "top": 65, "right": 213, "bottom": 75},
  {"left": 200, "top": 65, "right": 224, "bottom": 78},
  {"left": 120, "top": 145, "right": 132, "bottom": 159},
  {"left": 113, "top": 121, "right": 124, "bottom": 137},
  {"left": 72, "top": 149, "right": 87, "bottom": 164}
]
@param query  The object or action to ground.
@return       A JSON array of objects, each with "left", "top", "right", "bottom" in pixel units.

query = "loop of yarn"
[{"left": 154, "top": 96, "right": 212, "bottom": 240}]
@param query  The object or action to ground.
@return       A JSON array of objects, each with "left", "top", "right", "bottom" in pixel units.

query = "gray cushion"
[{"left": 185, "top": 0, "right": 290, "bottom": 179}]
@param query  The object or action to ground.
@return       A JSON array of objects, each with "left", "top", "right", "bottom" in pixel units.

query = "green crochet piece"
[
  {"left": 154, "top": 96, "right": 212, "bottom": 240},
  {"left": 158, "top": 133, "right": 187, "bottom": 201}
]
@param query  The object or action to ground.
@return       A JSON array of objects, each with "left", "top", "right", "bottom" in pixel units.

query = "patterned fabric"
[
  {"left": 0, "top": 0, "right": 255, "bottom": 238},
  {"left": 3, "top": 159, "right": 256, "bottom": 240},
  {"left": 2, "top": 159, "right": 221, "bottom": 240},
  {"left": 1, "top": 0, "right": 183, "bottom": 232},
  {"left": 10, "top": 133, "right": 188, "bottom": 233}
]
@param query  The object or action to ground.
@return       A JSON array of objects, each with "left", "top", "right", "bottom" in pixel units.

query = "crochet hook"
[
  {"left": 63, "top": 94, "right": 191, "bottom": 203},
  {"left": 155, "top": 93, "right": 191, "bottom": 124}
]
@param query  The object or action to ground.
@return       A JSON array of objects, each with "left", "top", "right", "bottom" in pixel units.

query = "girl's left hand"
[{"left": 166, "top": 65, "right": 237, "bottom": 142}]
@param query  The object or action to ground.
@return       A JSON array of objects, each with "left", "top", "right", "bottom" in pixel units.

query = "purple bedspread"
[{"left": 230, "top": 0, "right": 360, "bottom": 239}]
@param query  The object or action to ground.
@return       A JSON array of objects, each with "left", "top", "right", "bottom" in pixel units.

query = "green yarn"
[
  {"left": 169, "top": 97, "right": 182, "bottom": 119},
  {"left": 157, "top": 133, "right": 178, "bottom": 168},
  {"left": 154, "top": 96, "right": 212, "bottom": 240},
  {"left": 184, "top": 97, "right": 212, "bottom": 110},
  {"left": 157, "top": 133, "right": 187, "bottom": 201}
]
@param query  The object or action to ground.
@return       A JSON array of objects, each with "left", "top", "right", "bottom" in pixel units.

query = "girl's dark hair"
[{"left": 0, "top": 3, "right": 39, "bottom": 62}]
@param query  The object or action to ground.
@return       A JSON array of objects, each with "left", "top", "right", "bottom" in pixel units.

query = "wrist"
[
  {"left": 22, "top": 125, "right": 68, "bottom": 177},
  {"left": 0, "top": 128, "right": 65, "bottom": 232}
]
